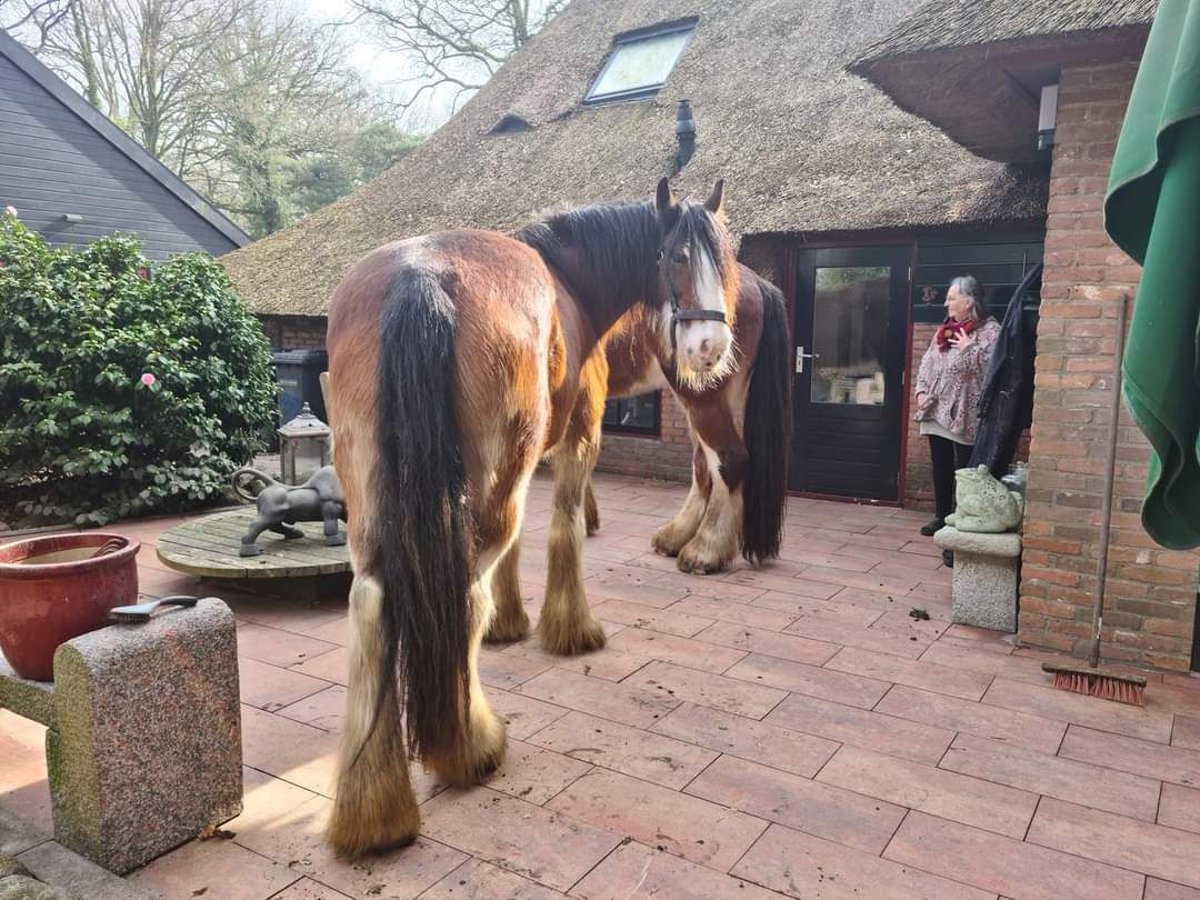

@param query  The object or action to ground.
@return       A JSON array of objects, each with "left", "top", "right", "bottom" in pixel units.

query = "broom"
[{"left": 1041, "top": 293, "right": 1147, "bottom": 705}]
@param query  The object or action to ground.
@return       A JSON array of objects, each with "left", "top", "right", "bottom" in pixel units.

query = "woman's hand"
[{"left": 949, "top": 330, "right": 977, "bottom": 349}]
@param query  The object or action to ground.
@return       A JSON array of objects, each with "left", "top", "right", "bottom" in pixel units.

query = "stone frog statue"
[
  {"left": 946, "top": 465, "right": 1024, "bottom": 533},
  {"left": 232, "top": 465, "right": 347, "bottom": 557}
]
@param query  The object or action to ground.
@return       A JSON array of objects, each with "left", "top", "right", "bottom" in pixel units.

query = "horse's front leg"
[
  {"left": 538, "top": 362, "right": 606, "bottom": 655},
  {"left": 676, "top": 389, "right": 747, "bottom": 575},
  {"left": 484, "top": 542, "right": 529, "bottom": 643},
  {"left": 652, "top": 440, "right": 711, "bottom": 557}
]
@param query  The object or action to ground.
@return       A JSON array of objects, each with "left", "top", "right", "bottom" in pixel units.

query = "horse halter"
[{"left": 658, "top": 248, "right": 728, "bottom": 352}]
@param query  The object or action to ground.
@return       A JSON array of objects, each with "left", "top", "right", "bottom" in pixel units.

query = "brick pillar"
[{"left": 1019, "top": 62, "right": 1199, "bottom": 671}]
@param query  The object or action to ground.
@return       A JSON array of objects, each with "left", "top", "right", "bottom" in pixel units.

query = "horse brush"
[{"left": 111, "top": 595, "right": 199, "bottom": 623}]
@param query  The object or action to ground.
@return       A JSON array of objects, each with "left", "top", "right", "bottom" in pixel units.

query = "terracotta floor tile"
[
  {"left": 288, "top": 646, "right": 349, "bottom": 685},
  {"left": 1176, "top": 716, "right": 1200, "bottom": 750},
  {"left": 420, "top": 858, "right": 565, "bottom": 898},
  {"left": 234, "top": 795, "right": 467, "bottom": 898},
  {"left": 625, "top": 660, "right": 787, "bottom": 719},
  {"left": 766, "top": 691, "right": 954, "bottom": 764},
  {"left": 982, "top": 677, "right": 1174, "bottom": 743},
  {"left": 547, "top": 768, "right": 766, "bottom": 871},
  {"left": 685, "top": 754, "right": 904, "bottom": 855},
  {"left": 885, "top": 810, "right": 1145, "bottom": 900},
  {"left": 591, "top": 598, "right": 715, "bottom": 637},
  {"left": 514, "top": 668, "right": 679, "bottom": 729},
  {"left": 229, "top": 767, "right": 321, "bottom": 834},
  {"left": 824, "top": 647, "right": 994, "bottom": 700},
  {"left": 785, "top": 615, "right": 931, "bottom": 660},
  {"left": 583, "top": 567, "right": 692, "bottom": 609},
  {"left": 920, "top": 640, "right": 1047, "bottom": 682},
  {"left": 650, "top": 702, "right": 837, "bottom": 778},
  {"left": 297, "top": 616, "right": 349, "bottom": 646},
  {"left": 825, "top": 585, "right": 914, "bottom": 610},
  {"left": 718, "top": 568, "right": 838, "bottom": 600},
  {"left": 126, "top": 837, "right": 302, "bottom": 900},
  {"left": 942, "top": 733, "right": 1160, "bottom": 821},
  {"left": 423, "top": 786, "right": 620, "bottom": 891},
  {"left": 693, "top": 621, "right": 837, "bottom": 667},
  {"left": 816, "top": 745, "right": 1037, "bottom": 838},
  {"left": 505, "top": 641, "right": 649, "bottom": 682},
  {"left": 752, "top": 595, "right": 883, "bottom": 629},
  {"left": 488, "top": 688, "right": 569, "bottom": 741},
  {"left": 781, "top": 548, "right": 878, "bottom": 573},
  {"left": 797, "top": 565, "right": 924, "bottom": 595},
  {"left": 529, "top": 710, "right": 717, "bottom": 789},
  {"left": 725, "top": 653, "right": 889, "bottom": 709},
  {"left": 482, "top": 739, "right": 592, "bottom": 805},
  {"left": 666, "top": 594, "right": 799, "bottom": 631},
  {"left": 733, "top": 823, "right": 994, "bottom": 900},
  {"left": 573, "top": 840, "right": 780, "bottom": 900},
  {"left": 602, "top": 627, "right": 741, "bottom": 675},
  {"left": 239, "top": 657, "right": 331, "bottom": 713},
  {"left": 240, "top": 705, "right": 341, "bottom": 797},
  {"left": 1159, "top": 783, "right": 1200, "bottom": 835},
  {"left": 477, "top": 647, "right": 552, "bottom": 689},
  {"left": 276, "top": 685, "right": 347, "bottom": 732},
  {"left": 235, "top": 622, "right": 340, "bottom": 668},
  {"left": 1146, "top": 878, "right": 1200, "bottom": 900},
  {"left": 1027, "top": 797, "right": 1200, "bottom": 889},
  {"left": 268, "top": 877, "right": 356, "bottom": 899},
  {"left": 875, "top": 685, "right": 1066, "bottom": 754},
  {"left": 1059, "top": 724, "right": 1200, "bottom": 787}
]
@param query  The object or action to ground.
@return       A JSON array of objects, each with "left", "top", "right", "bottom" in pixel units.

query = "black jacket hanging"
[{"left": 969, "top": 263, "right": 1042, "bottom": 478}]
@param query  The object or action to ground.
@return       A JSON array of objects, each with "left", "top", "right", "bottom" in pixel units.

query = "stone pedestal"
[
  {"left": 1, "top": 598, "right": 243, "bottom": 874},
  {"left": 935, "top": 527, "right": 1022, "bottom": 633}
]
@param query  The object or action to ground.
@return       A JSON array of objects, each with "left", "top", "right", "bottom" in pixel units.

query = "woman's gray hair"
[{"left": 949, "top": 275, "right": 989, "bottom": 322}]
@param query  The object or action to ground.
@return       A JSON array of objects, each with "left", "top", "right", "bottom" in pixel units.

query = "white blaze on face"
[{"left": 666, "top": 241, "right": 735, "bottom": 387}]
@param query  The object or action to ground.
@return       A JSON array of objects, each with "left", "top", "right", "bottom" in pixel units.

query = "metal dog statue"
[{"left": 231, "top": 465, "right": 347, "bottom": 557}]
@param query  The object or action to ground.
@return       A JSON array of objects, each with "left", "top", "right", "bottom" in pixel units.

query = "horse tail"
[
  {"left": 372, "top": 268, "right": 473, "bottom": 762},
  {"left": 740, "top": 278, "right": 791, "bottom": 564},
  {"left": 231, "top": 466, "right": 279, "bottom": 502}
]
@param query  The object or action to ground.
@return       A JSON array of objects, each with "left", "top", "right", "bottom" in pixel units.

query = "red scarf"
[{"left": 935, "top": 317, "right": 976, "bottom": 352}]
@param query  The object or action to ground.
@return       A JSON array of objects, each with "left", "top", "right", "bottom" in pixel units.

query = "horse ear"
[
  {"left": 655, "top": 178, "right": 675, "bottom": 216},
  {"left": 704, "top": 179, "right": 725, "bottom": 215}
]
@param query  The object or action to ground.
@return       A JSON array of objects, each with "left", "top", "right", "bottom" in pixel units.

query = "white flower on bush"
[{"left": 3, "top": 206, "right": 16, "bottom": 218}]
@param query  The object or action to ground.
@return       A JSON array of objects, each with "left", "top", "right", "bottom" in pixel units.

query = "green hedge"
[{"left": 0, "top": 209, "right": 278, "bottom": 525}]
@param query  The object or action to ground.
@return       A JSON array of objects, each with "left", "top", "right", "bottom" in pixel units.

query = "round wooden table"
[{"left": 155, "top": 508, "right": 351, "bottom": 579}]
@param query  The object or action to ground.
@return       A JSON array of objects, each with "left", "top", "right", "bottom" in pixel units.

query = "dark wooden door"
[{"left": 789, "top": 246, "right": 911, "bottom": 501}]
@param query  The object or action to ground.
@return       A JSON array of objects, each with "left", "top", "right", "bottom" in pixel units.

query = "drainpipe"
[{"left": 675, "top": 99, "right": 696, "bottom": 170}]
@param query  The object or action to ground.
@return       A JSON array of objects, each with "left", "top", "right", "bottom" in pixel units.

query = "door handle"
[{"left": 795, "top": 347, "right": 819, "bottom": 374}]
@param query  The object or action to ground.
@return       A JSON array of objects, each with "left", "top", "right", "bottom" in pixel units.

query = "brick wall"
[
  {"left": 1019, "top": 62, "right": 1199, "bottom": 671},
  {"left": 596, "top": 391, "right": 694, "bottom": 482},
  {"left": 258, "top": 315, "right": 326, "bottom": 351}
]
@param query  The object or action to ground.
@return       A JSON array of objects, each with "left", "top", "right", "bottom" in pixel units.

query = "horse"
[
  {"left": 582, "top": 264, "right": 791, "bottom": 573},
  {"left": 323, "top": 179, "right": 739, "bottom": 857}
]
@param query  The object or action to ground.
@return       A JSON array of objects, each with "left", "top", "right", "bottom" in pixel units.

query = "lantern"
[{"left": 278, "top": 403, "right": 331, "bottom": 484}]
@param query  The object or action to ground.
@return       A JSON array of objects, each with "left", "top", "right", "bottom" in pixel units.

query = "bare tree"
[
  {"left": 348, "top": 0, "right": 568, "bottom": 112},
  {"left": 0, "top": 0, "right": 71, "bottom": 51}
]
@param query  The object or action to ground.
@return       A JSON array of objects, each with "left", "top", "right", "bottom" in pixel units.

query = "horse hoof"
[
  {"left": 677, "top": 550, "right": 727, "bottom": 575},
  {"left": 538, "top": 615, "right": 606, "bottom": 656},
  {"left": 484, "top": 610, "right": 530, "bottom": 644},
  {"left": 239, "top": 544, "right": 262, "bottom": 557},
  {"left": 651, "top": 533, "right": 683, "bottom": 558}
]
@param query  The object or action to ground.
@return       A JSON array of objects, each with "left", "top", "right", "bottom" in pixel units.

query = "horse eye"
[{"left": 673, "top": 250, "right": 688, "bottom": 265}]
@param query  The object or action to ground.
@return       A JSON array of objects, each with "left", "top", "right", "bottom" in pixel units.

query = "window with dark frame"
[
  {"left": 602, "top": 392, "right": 660, "bottom": 435},
  {"left": 585, "top": 19, "right": 697, "bottom": 105}
]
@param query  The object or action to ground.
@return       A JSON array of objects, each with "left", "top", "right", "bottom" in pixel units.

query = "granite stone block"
[
  {"left": 935, "top": 527, "right": 1020, "bottom": 633},
  {"left": 47, "top": 598, "right": 242, "bottom": 874}
]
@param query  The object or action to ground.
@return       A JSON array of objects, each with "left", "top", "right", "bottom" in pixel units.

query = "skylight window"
[{"left": 585, "top": 19, "right": 697, "bottom": 105}]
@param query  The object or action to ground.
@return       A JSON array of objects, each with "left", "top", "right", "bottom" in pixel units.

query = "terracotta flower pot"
[{"left": 0, "top": 532, "right": 140, "bottom": 681}]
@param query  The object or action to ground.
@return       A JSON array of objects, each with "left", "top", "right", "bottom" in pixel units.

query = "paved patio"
[{"left": 2, "top": 470, "right": 1199, "bottom": 899}]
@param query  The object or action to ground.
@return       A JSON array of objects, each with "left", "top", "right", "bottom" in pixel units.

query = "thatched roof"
[
  {"left": 223, "top": 0, "right": 1049, "bottom": 316},
  {"left": 851, "top": 0, "right": 1157, "bottom": 163}
]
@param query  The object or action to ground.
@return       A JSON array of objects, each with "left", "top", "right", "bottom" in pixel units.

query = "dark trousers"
[{"left": 929, "top": 435, "right": 973, "bottom": 520}]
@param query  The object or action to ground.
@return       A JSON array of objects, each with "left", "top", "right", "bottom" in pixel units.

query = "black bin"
[{"left": 272, "top": 348, "right": 329, "bottom": 427}]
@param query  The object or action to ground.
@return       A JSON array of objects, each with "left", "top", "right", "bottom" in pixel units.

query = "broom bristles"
[{"left": 1043, "top": 663, "right": 1146, "bottom": 706}]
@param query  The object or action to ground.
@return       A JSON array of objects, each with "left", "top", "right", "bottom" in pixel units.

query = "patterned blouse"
[{"left": 913, "top": 318, "right": 1001, "bottom": 444}]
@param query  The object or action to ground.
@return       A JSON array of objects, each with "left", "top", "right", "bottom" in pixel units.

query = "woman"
[{"left": 913, "top": 275, "right": 1000, "bottom": 565}]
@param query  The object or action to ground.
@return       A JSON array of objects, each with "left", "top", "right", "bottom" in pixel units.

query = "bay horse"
[
  {"left": 583, "top": 264, "right": 791, "bottom": 573},
  {"left": 323, "top": 179, "right": 739, "bottom": 857}
]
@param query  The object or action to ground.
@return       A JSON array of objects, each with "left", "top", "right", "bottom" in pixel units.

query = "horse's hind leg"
[
  {"left": 584, "top": 481, "right": 600, "bottom": 536},
  {"left": 539, "top": 361, "right": 606, "bottom": 655},
  {"left": 329, "top": 571, "right": 419, "bottom": 855},
  {"left": 652, "top": 441, "right": 712, "bottom": 557},
  {"left": 485, "top": 543, "right": 529, "bottom": 643}
]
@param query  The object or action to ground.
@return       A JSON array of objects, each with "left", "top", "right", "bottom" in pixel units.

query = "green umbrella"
[{"left": 1105, "top": 0, "right": 1200, "bottom": 550}]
